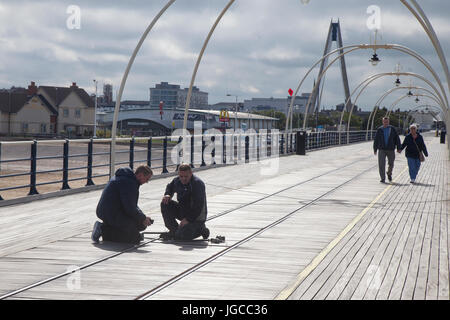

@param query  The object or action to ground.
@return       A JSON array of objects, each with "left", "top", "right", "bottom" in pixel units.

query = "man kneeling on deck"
[
  {"left": 160, "top": 164, "right": 210, "bottom": 241},
  {"left": 91, "top": 165, "right": 153, "bottom": 244}
]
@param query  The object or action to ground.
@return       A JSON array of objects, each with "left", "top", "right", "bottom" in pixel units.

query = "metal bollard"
[
  {"left": 86, "top": 138, "right": 94, "bottom": 186},
  {"left": 62, "top": 139, "right": 70, "bottom": 190}
]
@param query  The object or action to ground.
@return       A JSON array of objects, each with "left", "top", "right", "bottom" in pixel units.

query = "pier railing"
[{"left": 0, "top": 130, "right": 374, "bottom": 200}]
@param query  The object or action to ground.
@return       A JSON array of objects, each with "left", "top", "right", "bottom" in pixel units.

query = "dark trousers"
[
  {"left": 378, "top": 149, "right": 395, "bottom": 180},
  {"left": 161, "top": 200, "right": 206, "bottom": 240},
  {"left": 101, "top": 218, "right": 146, "bottom": 244}
]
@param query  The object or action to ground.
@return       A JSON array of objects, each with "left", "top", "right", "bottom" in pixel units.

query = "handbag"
[{"left": 413, "top": 137, "right": 425, "bottom": 162}]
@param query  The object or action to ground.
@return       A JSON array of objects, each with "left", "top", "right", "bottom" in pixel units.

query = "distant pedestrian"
[
  {"left": 373, "top": 117, "right": 402, "bottom": 183},
  {"left": 398, "top": 124, "right": 428, "bottom": 183},
  {"left": 92, "top": 165, "right": 154, "bottom": 244}
]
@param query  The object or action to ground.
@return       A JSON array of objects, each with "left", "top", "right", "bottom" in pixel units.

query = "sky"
[{"left": 0, "top": 0, "right": 449, "bottom": 111}]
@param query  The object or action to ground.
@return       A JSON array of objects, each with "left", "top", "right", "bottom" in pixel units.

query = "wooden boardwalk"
[{"left": 0, "top": 133, "right": 448, "bottom": 300}]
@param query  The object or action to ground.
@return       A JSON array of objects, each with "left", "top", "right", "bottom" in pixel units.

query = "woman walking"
[{"left": 399, "top": 124, "right": 428, "bottom": 183}]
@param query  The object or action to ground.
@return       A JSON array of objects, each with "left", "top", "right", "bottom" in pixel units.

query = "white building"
[{"left": 97, "top": 107, "right": 278, "bottom": 135}]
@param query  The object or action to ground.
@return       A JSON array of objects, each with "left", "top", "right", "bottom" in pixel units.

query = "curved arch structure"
[
  {"left": 336, "top": 71, "right": 447, "bottom": 144},
  {"left": 182, "top": 0, "right": 235, "bottom": 131},
  {"left": 110, "top": 0, "right": 176, "bottom": 176},
  {"left": 406, "top": 105, "right": 444, "bottom": 125},
  {"left": 365, "top": 86, "right": 442, "bottom": 139},
  {"left": 293, "top": 44, "right": 448, "bottom": 134},
  {"left": 107, "top": 0, "right": 450, "bottom": 176}
]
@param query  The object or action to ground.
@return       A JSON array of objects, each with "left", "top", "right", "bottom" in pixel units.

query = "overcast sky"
[{"left": 0, "top": 0, "right": 449, "bottom": 111}]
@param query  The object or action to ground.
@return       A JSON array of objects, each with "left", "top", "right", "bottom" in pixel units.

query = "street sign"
[{"left": 159, "top": 101, "right": 164, "bottom": 119}]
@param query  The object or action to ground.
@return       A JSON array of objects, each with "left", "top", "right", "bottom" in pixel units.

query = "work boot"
[
  {"left": 201, "top": 226, "right": 210, "bottom": 240},
  {"left": 159, "top": 231, "right": 175, "bottom": 241},
  {"left": 91, "top": 221, "right": 103, "bottom": 243}
]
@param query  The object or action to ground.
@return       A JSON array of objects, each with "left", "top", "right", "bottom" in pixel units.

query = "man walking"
[
  {"left": 92, "top": 165, "right": 153, "bottom": 244},
  {"left": 373, "top": 117, "right": 402, "bottom": 183},
  {"left": 160, "top": 164, "right": 209, "bottom": 241}
]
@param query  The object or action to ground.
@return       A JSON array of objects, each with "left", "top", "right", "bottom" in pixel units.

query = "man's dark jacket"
[
  {"left": 373, "top": 125, "right": 401, "bottom": 153},
  {"left": 400, "top": 133, "right": 429, "bottom": 159},
  {"left": 96, "top": 167, "right": 146, "bottom": 228},
  {"left": 164, "top": 175, "right": 207, "bottom": 223}
]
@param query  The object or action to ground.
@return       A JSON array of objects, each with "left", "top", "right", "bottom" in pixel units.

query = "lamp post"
[{"left": 93, "top": 79, "right": 98, "bottom": 138}]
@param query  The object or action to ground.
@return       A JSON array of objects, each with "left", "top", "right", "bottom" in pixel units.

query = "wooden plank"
[{"left": 1, "top": 135, "right": 447, "bottom": 300}]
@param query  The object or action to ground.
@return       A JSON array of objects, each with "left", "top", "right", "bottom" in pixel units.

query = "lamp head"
[
  {"left": 394, "top": 78, "right": 401, "bottom": 87},
  {"left": 369, "top": 53, "right": 380, "bottom": 66}
]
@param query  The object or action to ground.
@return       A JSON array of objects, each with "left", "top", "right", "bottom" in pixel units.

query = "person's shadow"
[
  {"left": 411, "top": 182, "right": 434, "bottom": 187},
  {"left": 171, "top": 240, "right": 210, "bottom": 251},
  {"left": 92, "top": 241, "right": 134, "bottom": 253},
  {"left": 389, "top": 182, "right": 410, "bottom": 187}
]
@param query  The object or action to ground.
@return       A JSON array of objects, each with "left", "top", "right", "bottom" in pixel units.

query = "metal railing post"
[
  {"left": 129, "top": 136, "right": 135, "bottom": 170},
  {"left": 147, "top": 137, "right": 152, "bottom": 168},
  {"left": 86, "top": 138, "right": 94, "bottom": 186},
  {"left": 190, "top": 135, "right": 195, "bottom": 168},
  {"left": 28, "top": 140, "right": 39, "bottom": 195},
  {"left": 211, "top": 136, "right": 216, "bottom": 165},
  {"left": 245, "top": 135, "right": 249, "bottom": 163},
  {"left": 62, "top": 139, "right": 70, "bottom": 190},
  {"left": 223, "top": 134, "right": 226, "bottom": 164},
  {"left": 201, "top": 135, "right": 206, "bottom": 167},
  {"left": 256, "top": 133, "right": 260, "bottom": 161},
  {"left": 289, "top": 133, "right": 293, "bottom": 153},
  {"left": 162, "top": 136, "right": 169, "bottom": 174}
]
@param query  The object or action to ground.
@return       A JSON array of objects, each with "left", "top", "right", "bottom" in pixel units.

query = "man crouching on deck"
[
  {"left": 91, "top": 165, "right": 153, "bottom": 244},
  {"left": 160, "top": 164, "right": 210, "bottom": 241}
]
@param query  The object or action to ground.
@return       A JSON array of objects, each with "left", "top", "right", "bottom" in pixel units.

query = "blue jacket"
[
  {"left": 96, "top": 167, "right": 146, "bottom": 227},
  {"left": 164, "top": 175, "right": 207, "bottom": 223},
  {"left": 400, "top": 133, "right": 428, "bottom": 159},
  {"left": 373, "top": 125, "right": 401, "bottom": 152}
]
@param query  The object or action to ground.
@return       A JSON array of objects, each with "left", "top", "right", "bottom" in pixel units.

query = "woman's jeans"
[{"left": 407, "top": 157, "right": 421, "bottom": 180}]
